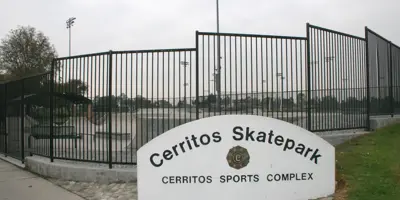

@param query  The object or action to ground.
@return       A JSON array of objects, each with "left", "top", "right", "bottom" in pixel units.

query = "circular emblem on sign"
[{"left": 226, "top": 145, "right": 250, "bottom": 170}]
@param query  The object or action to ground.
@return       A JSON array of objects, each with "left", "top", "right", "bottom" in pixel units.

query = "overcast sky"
[{"left": 1, "top": 0, "right": 399, "bottom": 58}]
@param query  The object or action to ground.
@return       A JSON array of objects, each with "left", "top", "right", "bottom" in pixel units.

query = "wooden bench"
[{"left": 28, "top": 125, "right": 81, "bottom": 149}]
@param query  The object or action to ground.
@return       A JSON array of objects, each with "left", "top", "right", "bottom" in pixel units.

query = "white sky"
[
  {"left": 1, "top": 0, "right": 399, "bottom": 101},
  {"left": 1, "top": 0, "right": 399, "bottom": 57}
]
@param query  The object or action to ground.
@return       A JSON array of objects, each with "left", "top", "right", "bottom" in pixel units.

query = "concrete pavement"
[{"left": 0, "top": 158, "right": 84, "bottom": 200}]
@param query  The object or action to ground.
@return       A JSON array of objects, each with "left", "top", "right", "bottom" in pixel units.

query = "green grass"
[{"left": 336, "top": 123, "right": 400, "bottom": 200}]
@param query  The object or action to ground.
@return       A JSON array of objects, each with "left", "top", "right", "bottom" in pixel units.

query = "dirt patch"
[
  {"left": 334, "top": 169, "right": 348, "bottom": 200},
  {"left": 392, "top": 164, "right": 400, "bottom": 184}
]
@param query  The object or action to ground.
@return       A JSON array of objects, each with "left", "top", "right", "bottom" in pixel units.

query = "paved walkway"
[{"left": 0, "top": 158, "right": 84, "bottom": 200}]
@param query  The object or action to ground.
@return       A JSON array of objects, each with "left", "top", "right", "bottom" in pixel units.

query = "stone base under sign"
[{"left": 25, "top": 155, "right": 137, "bottom": 183}]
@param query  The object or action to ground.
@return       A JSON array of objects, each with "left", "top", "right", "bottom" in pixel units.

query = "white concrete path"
[{"left": 0, "top": 157, "right": 84, "bottom": 200}]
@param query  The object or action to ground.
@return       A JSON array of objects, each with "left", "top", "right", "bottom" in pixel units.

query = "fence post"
[
  {"left": 365, "top": 27, "right": 371, "bottom": 130},
  {"left": 21, "top": 79, "right": 25, "bottom": 164},
  {"left": 389, "top": 42, "right": 394, "bottom": 117},
  {"left": 50, "top": 60, "right": 55, "bottom": 162},
  {"left": 306, "top": 23, "right": 312, "bottom": 131},
  {"left": 108, "top": 50, "right": 113, "bottom": 169},
  {"left": 195, "top": 31, "right": 200, "bottom": 120},
  {"left": 4, "top": 83, "right": 7, "bottom": 156}
]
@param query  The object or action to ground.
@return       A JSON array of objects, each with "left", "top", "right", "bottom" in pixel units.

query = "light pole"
[
  {"left": 342, "top": 78, "right": 348, "bottom": 102},
  {"left": 181, "top": 61, "right": 189, "bottom": 101},
  {"left": 215, "top": 0, "right": 222, "bottom": 111},
  {"left": 325, "top": 56, "right": 335, "bottom": 98},
  {"left": 277, "top": 73, "right": 285, "bottom": 112},
  {"left": 66, "top": 17, "right": 76, "bottom": 57},
  {"left": 262, "top": 80, "right": 268, "bottom": 112}
]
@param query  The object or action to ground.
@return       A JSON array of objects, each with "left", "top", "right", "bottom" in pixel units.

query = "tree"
[
  {"left": 0, "top": 26, "right": 57, "bottom": 79},
  {"left": 319, "top": 95, "right": 339, "bottom": 111},
  {"left": 154, "top": 100, "right": 172, "bottom": 108},
  {"left": 92, "top": 95, "right": 119, "bottom": 112},
  {"left": 297, "top": 93, "right": 306, "bottom": 105},
  {"left": 54, "top": 79, "right": 88, "bottom": 95},
  {"left": 133, "top": 95, "right": 152, "bottom": 108}
]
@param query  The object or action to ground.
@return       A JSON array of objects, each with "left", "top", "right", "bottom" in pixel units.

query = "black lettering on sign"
[
  {"left": 192, "top": 175, "right": 198, "bottom": 183},
  {"left": 281, "top": 174, "right": 289, "bottom": 181},
  {"left": 149, "top": 131, "right": 222, "bottom": 167},
  {"left": 200, "top": 134, "right": 211, "bottom": 145},
  {"left": 207, "top": 176, "right": 212, "bottom": 183},
  {"left": 172, "top": 145, "right": 179, "bottom": 156},
  {"left": 175, "top": 176, "right": 181, "bottom": 183},
  {"left": 283, "top": 139, "right": 295, "bottom": 151},
  {"left": 290, "top": 173, "right": 295, "bottom": 180},
  {"left": 232, "top": 126, "right": 244, "bottom": 141},
  {"left": 178, "top": 141, "right": 186, "bottom": 153},
  {"left": 191, "top": 135, "right": 200, "bottom": 147},
  {"left": 253, "top": 174, "right": 259, "bottom": 182},
  {"left": 267, "top": 174, "right": 273, "bottom": 182},
  {"left": 219, "top": 174, "right": 259, "bottom": 183},
  {"left": 256, "top": 132, "right": 266, "bottom": 142},
  {"left": 150, "top": 153, "right": 162, "bottom": 167},
  {"left": 295, "top": 143, "right": 306, "bottom": 155},
  {"left": 304, "top": 147, "right": 313, "bottom": 157},
  {"left": 162, "top": 176, "right": 168, "bottom": 184},
  {"left": 268, "top": 130, "right": 274, "bottom": 144},
  {"left": 198, "top": 176, "right": 206, "bottom": 183},
  {"left": 245, "top": 127, "right": 255, "bottom": 141},
  {"left": 275, "top": 136, "right": 284, "bottom": 146},
  {"left": 296, "top": 173, "right": 301, "bottom": 181},
  {"left": 220, "top": 175, "right": 226, "bottom": 183},
  {"left": 185, "top": 137, "right": 193, "bottom": 150},
  {"left": 274, "top": 174, "right": 281, "bottom": 181},
  {"left": 212, "top": 132, "right": 222, "bottom": 142},
  {"left": 149, "top": 125, "right": 324, "bottom": 167},
  {"left": 310, "top": 149, "right": 322, "bottom": 164},
  {"left": 183, "top": 176, "right": 188, "bottom": 183},
  {"left": 163, "top": 150, "right": 173, "bottom": 160},
  {"left": 308, "top": 173, "right": 314, "bottom": 180}
]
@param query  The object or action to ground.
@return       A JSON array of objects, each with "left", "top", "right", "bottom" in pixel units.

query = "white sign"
[{"left": 138, "top": 115, "right": 335, "bottom": 200}]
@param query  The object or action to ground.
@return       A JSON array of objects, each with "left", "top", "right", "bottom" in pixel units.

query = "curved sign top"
[{"left": 138, "top": 115, "right": 335, "bottom": 200}]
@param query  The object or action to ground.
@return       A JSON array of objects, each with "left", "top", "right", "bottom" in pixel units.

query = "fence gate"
[
  {"left": 366, "top": 28, "right": 400, "bottom": 116},
  {"left": 307, "top": 24, "right": 368, "bottom": 131},
  {"left": 196, "top": 32, "right": 308, "bottom": 129}
]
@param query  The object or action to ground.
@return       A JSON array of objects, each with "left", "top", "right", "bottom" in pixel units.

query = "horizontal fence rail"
[{"left": 1, "top": 23, "right": 400, "bottom": 166}]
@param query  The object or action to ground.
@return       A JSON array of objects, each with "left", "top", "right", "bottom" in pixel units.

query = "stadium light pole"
[
  {"left": 215, "top": 0, "right": 222, "bottom": 111},
  {"left": 66, "top": 17, "right": 76, "bottom": 57}
]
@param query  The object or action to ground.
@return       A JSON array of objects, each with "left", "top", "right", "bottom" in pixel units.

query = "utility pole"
[{"left": 66, "top": 17, "right": 76, "bottom": 57}]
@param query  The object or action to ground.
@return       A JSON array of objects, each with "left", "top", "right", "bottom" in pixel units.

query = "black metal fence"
[
  {"left": 0, "top": 73, "right": 52, "bottom": 162},
  {"left": 307, "top": 24, "right": 368, "bottom": 131},
  {"left": 366, "top": 28, "right": 400, "bottom": 116},
  {"left": 0, "top": 23, "right": 399, "bottom": 167},
  {"left": 196, "top": 32, "right": 308, "bottom": 130}
]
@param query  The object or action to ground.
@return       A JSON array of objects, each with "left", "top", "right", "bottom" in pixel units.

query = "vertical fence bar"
[
  {"left": 4, "top": 83, "right": 7, "bottom": 156},
  {"left": 389, "top": 42, "right": 394, "bottom": 117},
  {"left": 20, "top": 79, "right": 25, "bottom": 163},
  {"left": 108, "top": 50, "right": 113, "bottom": 169},
  {"left": 306, "top": 23, "right": 312, "bottom": 131},
  {"left": 196, "top": 31, "right": 200, "bottom": 120},
  {"left": 365, "top": 27, "right": 371, "bottom": 130},
  {"left": 50, "top": 60, "right": 55, "bottom": 162}
]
